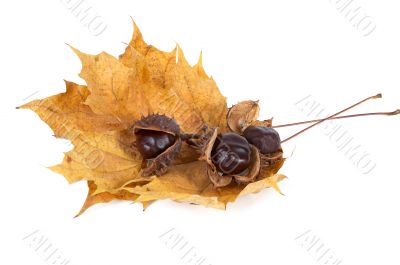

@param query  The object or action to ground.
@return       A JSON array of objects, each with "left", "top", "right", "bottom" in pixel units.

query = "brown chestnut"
[
  {"left": 243, "top": 126, "right": 281, "bottom": 154},
  {"left": 133, "top": 114, "right": 182, "bottom": 176},
  {"left": 211, "top": 133, "right": 252, "bottom": 175}
]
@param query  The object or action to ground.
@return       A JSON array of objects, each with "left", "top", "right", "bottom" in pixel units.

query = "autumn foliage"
[{"left": 19, "top": 20, "right": 286, "bottom": 216}]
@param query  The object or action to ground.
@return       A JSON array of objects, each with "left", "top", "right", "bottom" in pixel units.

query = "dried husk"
[
  {"left": 233, "top": 145, "right": 261, "bottom": 184},
  {"left": 200, "top": 129, "right": 262, "bottom": 187},
  {"left": 227, "top": 100, "right": 260, "bottom": 133},
  {"left": 251, "top": 119, "right": 273, "bottom": 128},
  {"left": 260, "top": 149, "right": 284, "bottom": 168}
]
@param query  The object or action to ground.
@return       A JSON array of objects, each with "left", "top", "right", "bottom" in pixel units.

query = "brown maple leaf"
[{"left": 19, "top": 19, "right": 286, "bottom": 215}]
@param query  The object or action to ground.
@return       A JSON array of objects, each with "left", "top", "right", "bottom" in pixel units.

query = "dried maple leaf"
[
  {"left": 119, "top": 159, "right": 286, "bottom": 209},
  {"left": 19, "top": 19, "right": 287, "bottom": 215}
]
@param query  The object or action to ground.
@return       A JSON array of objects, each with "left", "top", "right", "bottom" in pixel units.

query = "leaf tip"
[
  {"left": 66, "top": 43, "right": 85, "bottom": 60},
  {"left": 16, "top": 101, "right": 33, "bottom": 110},
  {"left": 129, "top": 17, "right": 147, "bottom": 46},
  {"left": 197, "top": 50, "right": 203, "bottom": 65},
  {"left": 176, "top": 44, "right": 188, "bottom": 64},
  {"left": 130, "top": 16, "right": 140, "bottom": 33},
  {"left": 271, "top": 181, "right": 285, "bottom": 195},
  {"left": 73, "top": 212, "right": 82, "bottom": 219}
]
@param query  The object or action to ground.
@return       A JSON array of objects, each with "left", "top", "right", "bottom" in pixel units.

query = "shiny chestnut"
[
  {"left": 133, "top": 114, "right": 182, "bottom": 176},
  {"left": 243, "top": 126, "right": 281, "bottom": 154},
  {"left": 211, "top": 133, "right": 252, "bottom": 175},
  {"left": 135, "top": 130, "right": 176, "bottom": 159}
]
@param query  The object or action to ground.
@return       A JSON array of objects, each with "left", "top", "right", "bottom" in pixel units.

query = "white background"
[{"left": 1, "top": 0, "right": 399, "bottom": 265}]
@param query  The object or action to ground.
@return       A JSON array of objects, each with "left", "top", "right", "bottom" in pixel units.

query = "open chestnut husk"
[
  {"left": 200, "top": 128, "right": 261, "bottom": 187},
  {"left": 133, "top": 114, "right": 182, "bottom": 177},
  {"left": 226, "top": 100, "right": 272, "bottom": 134},
  {"left": 227, "top": 101, "right": 283, "bottom": 169}
]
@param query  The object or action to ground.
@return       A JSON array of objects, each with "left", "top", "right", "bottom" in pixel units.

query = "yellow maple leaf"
[{"left": 19, "top": 19, "right": 286, "bottom": 215}]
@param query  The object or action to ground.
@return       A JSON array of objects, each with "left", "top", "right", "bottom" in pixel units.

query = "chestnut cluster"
[
  {"left": 130, "top": 93, "right": 399, "bottom": 187},
  {"left": 132, "top": 113, "right": 283, "bottom": 186},
  {"left": 211, "top": 126, "right": 282, "bottom": 175}
]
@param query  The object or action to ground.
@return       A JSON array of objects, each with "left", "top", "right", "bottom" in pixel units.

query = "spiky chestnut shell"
[
  {"left": 134, "top": 114, "right": 180, "bottom": 136},
  {"left": 133, "top": 114, "right": 182, "bottom": 176}
]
